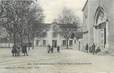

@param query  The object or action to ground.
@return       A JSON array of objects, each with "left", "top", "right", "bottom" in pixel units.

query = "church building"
[{"left": 82, "top": 0, "right": 114, "bottom": 53}]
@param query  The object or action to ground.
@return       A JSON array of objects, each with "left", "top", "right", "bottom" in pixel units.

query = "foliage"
[{"left": 0, "top": 0, "right": 44, "bottom": 45}]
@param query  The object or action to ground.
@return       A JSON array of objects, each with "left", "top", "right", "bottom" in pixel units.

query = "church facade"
[{"left": 82, "top": 0, "right": 114, "bottom": 53}]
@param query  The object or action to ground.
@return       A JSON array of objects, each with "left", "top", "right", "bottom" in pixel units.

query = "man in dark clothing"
[
  {"left": 22, "top": 45, "right": 28, "bottom": 56},
  {"left": 57, "top": 46, "right": 60, "bottom": 53},
  {"left": 85, "top": 44, "right": 88, "bottom": 53},
  {"left": 48, "top": 45, "right": 51, "bottom": 53},
  {"left": 51, "top": 46, "right": 53, "bottom": 53},
  {"left": 17, "top": 46, "right": 20, "bottom": 56},
  {"left": 92, "top": 43, "right": 96, "bottom": 55},
  {"left": 11, "top": 45, "right": 17, "bottom": 56}
]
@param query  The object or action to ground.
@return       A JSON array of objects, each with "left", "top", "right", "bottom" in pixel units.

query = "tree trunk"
[
  {"left": 66, "top": 39, "right": 69, "bottom": 49},
  {"left": 31, "top": 33, "right": 35, "bottom": 49},
  {"left": 79, "top": 41, "right": 80, "bottom": 51},
  {"left": 20, "top": 34, "right": 23, "bottom": 47},
  {"left": 8, "top": 38, "right": 10, "bottom": 48},
  {"left": 27, "top": 33, "right": 31, "bottom": 50},
  {"left": 13, "top": 31, "right": 16, "bottom": 46}
]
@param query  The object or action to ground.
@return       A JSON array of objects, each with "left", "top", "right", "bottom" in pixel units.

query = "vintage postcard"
[{"left": 0, "top": 0, "right": 114, "bottom": 73}]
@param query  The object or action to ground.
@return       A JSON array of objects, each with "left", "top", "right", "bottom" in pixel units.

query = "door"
[
  {"left": 43, "top": 40, "right": 46, "bottom": 46},
  {"left": 52, "top": 40, "right": 57, "bottom": 48}
]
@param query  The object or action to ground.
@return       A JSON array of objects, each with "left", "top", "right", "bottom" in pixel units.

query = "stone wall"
[{"left": 82, "top": 0, "right": 114, "bottom": 53}]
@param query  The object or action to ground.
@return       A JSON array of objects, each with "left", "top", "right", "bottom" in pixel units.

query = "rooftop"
[{"left": 82, "top": 0, "right": 88, "bottom": 11}]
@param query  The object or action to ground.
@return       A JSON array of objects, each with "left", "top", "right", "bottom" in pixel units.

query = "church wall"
[{"left": 82, "top": 0, "right": 114, "bottom": 53}]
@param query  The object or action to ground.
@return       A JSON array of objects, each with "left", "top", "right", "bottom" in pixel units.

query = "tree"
[
  {"left": 54, "top": 7, "right": 80, "bottom": 48},
  {"left": 0, "top": 0, "right": 44, "bottom": 46},
  {"left": 54, "top": 7, "right": 80, "bottom": 24},
  {"left": 22, "top": 2, "right": 44, "bottom": 48}
]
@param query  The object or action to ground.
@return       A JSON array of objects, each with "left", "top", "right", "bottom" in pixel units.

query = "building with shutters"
[{"left": 34, "top": 23, "right": 80, "bottom": 49}]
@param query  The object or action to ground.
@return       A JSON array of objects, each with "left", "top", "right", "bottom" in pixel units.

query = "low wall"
[{"left": 0, "top": 43, "right": 13, "bottom": 48}]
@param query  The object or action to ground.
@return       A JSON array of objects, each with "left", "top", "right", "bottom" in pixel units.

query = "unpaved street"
[{"left": 0, "top": 47, "right": 114, "bottom": 73}]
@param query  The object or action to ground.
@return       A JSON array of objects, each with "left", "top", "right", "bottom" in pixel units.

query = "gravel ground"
[{"left": 0, "top": 47, "right": 114, "bottom": 73}]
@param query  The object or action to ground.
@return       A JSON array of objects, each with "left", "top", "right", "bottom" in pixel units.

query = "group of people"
[
  {"left": 47, "top": 45, "right": 60, "bottom": 53},
  {"left": 11, "top": 44, "right": 29, "bottom": 56},
  {"left": 85, "top": 43, "right": 101, "bottom": 55}
]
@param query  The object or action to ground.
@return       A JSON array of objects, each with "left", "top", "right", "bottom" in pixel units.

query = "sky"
[{"left": 37, "top": 0, "right": 87, "bottom": 23}]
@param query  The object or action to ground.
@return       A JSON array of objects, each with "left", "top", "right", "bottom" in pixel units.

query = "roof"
[
  {"left": 57, "top": 24, "right": 78, "bottom": 29},
  {"left": 35, "top": 24, "right": 50, "bottom": 37},
  {"left": 82, "top": 0, "right": 88, "bottom": 11},
  {"left": 35, "top": 23, "right": 79, "bottom": 38}
]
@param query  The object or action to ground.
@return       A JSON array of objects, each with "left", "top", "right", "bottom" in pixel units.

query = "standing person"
[
  {"left": 85, "top": 44, "right": 88, "bottom": 53},
  {"left": 17, "top": 45, "right": 20, "bottom": 56},
  {"left": 89, "top": 46, "right": 91, "bottom": 53},
  {"left": 92, "top": 43, "right": 95, "bottom": 55},
  {"left": 51, "top": 46, "right": 53, "bottom": 53},
  {"left": 95, "top": 46, "right": 101, "bottom": 54},
  {"left": 48, "top": 45, "right": 51, "bottom": 53},
  {"left": 11, "top": 45, "right": 17, "bottom": 56},
  {"left": 22, "top": 44, "right": 28, "bottom": 56},
  {"left": 57, "top": 46, "right": 60, "bottom": 53}
]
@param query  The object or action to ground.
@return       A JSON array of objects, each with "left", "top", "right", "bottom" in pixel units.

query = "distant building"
[
  {"left": 82, "top": 0, "right": 114, "bottom": 52},
  {"left": 34, "top": 24, "right": 79, "bottom": 49}
]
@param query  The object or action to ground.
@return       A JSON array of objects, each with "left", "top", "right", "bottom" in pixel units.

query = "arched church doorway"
[{"left": 94, "top": 6, "right": 108, "bottom": 49}]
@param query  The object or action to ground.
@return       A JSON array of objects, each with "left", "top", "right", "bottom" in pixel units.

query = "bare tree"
[
  {"left": 54, "top": 7, "right": 80, "bottom": 24},
  {"left": 54, "top": 7, "right": 80, "bottom": 48}
]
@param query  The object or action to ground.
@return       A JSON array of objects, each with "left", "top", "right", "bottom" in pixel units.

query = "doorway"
[{"left": 52, "top": 40, "right": 57, "bottom": 48}]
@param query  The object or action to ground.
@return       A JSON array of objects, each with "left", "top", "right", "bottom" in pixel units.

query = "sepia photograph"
[{"left": 0, "top": 0, "right": 114, "bottom": 73}]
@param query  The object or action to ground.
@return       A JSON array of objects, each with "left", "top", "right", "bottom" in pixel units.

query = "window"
[
  {"left": 69, "top": 40, "right": 73, "bottom": 46},
  {"left": 95, "top": 6, "right": 104, "bottom": 24},
  {"left": 43, "top": 40, "right": 46, "bottom": 46},
  {"left": 52, "top": 40, "right": 57, "bottom": 47},
  {"left": 36, "top": 40, "right": 39, "bottom": 46},
  {"left": 53, "top": 32, "right": 58, "bottom": 38},
  {"left": 74, "top": 40, "right": 76, "bottom": 43},
  {"left": 63, "top": 40, "right": 67, "bottom": 46}
]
